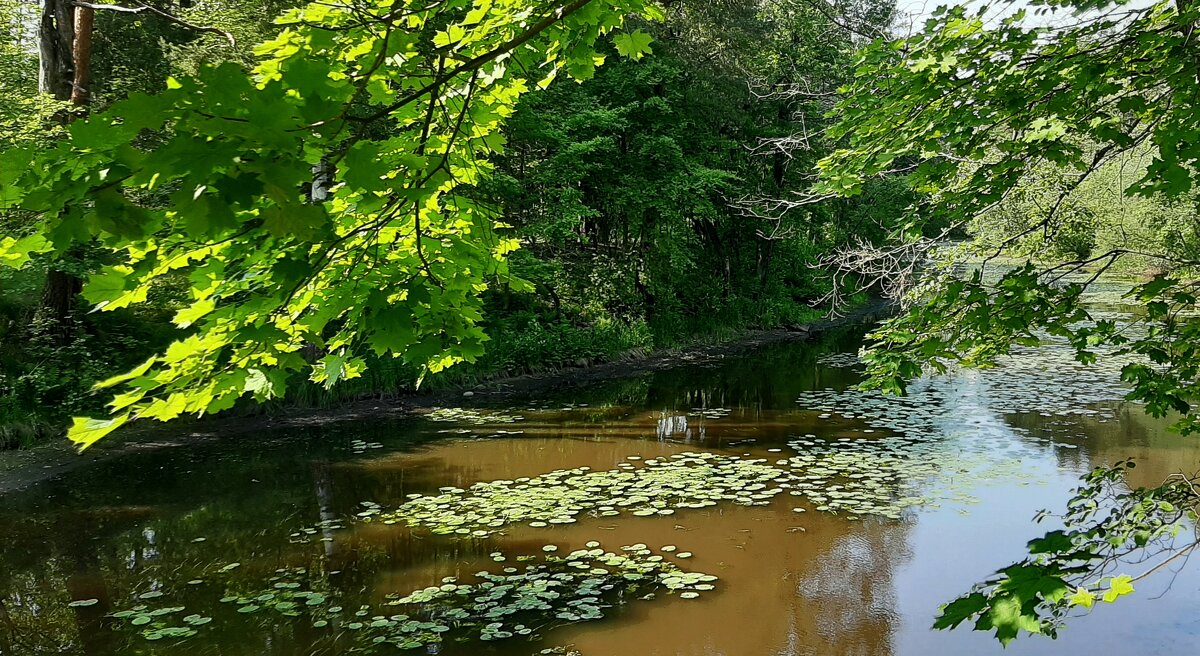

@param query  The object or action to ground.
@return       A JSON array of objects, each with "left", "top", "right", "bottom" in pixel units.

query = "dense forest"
[
  {"left": 2, "top": 0, "right": 1200, "bottom": 651},
  {"left": 0, "top": 0, "right": 903, "bottom": 445}
]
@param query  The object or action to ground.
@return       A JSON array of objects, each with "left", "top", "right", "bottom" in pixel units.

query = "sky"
[{"left": 890, "top": 0, "right": 1160, "bottom": 34}]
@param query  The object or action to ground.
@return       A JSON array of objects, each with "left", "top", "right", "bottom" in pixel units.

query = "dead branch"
[{"left": 72, "top": 1, "right": 236, "bottom": 47}]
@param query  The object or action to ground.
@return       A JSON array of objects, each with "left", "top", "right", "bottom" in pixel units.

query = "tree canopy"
[
  {"left": 0, "top": 0, "right": 662, "bottom": 448},
  {"left": 818, "top": 0, "right": 1200, "bottom": 425}
]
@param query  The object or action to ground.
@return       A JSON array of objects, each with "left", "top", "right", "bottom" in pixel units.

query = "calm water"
[{"left": 1, "top": 327, "right": 1198, "bottom": 655}]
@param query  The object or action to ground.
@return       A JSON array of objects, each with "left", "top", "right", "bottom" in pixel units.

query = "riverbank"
[{"left": 0, "top": 298, "right": 890, "bottom": 495}]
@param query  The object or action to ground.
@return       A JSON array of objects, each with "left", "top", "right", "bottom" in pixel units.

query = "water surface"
[{"left": 1, "top": 328, "right": 1198, "bottom": 655}]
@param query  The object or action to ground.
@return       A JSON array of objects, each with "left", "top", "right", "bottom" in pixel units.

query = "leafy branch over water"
[
  {"left": 934, "top": 461, "right": 1200, "bottom": 645},
  {"left": 0, "top": 0, "right": 663, "bottom": 449}
]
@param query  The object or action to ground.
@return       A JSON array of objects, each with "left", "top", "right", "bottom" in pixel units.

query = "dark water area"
[{"left": 1, "top": 327, "right": 1198, "bottom": 655}]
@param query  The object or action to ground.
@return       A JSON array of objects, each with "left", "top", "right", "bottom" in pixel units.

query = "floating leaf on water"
[{"left": 183, "top": 614, "right": 212, "bottom": 626}]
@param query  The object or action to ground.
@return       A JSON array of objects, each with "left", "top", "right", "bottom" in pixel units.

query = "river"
[{"left": 0, "top": 314, "right": 1197, "bottom": 655}]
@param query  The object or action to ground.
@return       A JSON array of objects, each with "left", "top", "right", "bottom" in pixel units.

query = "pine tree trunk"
[{"left": 71, "top": 5, "right": 94, "bottom": 105}]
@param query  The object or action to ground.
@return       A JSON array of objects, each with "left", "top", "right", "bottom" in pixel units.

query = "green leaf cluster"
[{"left": 0, "top": 0, "right": 662, "bottom": 448}]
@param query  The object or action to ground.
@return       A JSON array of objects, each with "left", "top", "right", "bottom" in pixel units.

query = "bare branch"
[{"left": 72, "top": 1, "right": 237, "bottom": 47}]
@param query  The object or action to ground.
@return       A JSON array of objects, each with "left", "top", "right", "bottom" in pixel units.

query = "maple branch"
[{"left": 354, "top": 0, "right": 597, "bottom": 124}]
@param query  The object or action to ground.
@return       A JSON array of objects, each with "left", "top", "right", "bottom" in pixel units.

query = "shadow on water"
[{"left": 0, "top": 325, "right": 1198, "bottom": 654}]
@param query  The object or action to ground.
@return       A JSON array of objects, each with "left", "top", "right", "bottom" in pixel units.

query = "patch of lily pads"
[
  {"left": 105, "top": 544, "right": 716, "bottom": 651},
  {"left": 302, "top": 343, "right": 1127, "bottom": 542},
  {"left": 295, "top": 442, "right": 1004, "bottom": 539},
  {"left": 785, "top": 329, "right": 1147, "bottom": 517},
  {"left": 109, "top": 605, "right": 210, "bottom": 641},
  {"left": 780, "top": 434, "right": 1031, "bottom": 518},
  {"left": 425, "top": 407, "right": 529, "bottom": 438},
  {"left": 810, "top": 332, "right": 1133, "bottom": 426},
  {"left": 364, "top": 452, "right": 792, "bottom": 537},
  {"left": 351, "top": 438, "right": 384, "bottom": 454},
  {"left": 426, "top": 407, "right": 525, "bottom": 425},
  {"left": 691, "top": 407, "right": 732, "bottom": 419}
]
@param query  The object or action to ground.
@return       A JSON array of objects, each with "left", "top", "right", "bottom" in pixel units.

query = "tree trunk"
[
  {"left": 37, "top": 0, "right": 74, "bottom": 101},
  {"left": 34, "top": 1, "right": 92, "bottom": 339},
  {"left": 37, "top": 269, "right": 84, "bottom": 330},
  {"left": 71, "top": 6, "right": 94, "bottom": 106}
]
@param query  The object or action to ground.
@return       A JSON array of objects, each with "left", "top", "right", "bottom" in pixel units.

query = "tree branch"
[
  {"left": 353, "top": 0, "right": 597, "bottom": 124},
  {"left": 72, "top": 1, "right": 236, "bottom": 47}
]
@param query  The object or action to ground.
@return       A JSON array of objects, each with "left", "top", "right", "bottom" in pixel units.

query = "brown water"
[{"left": 1, "top": 328, "right": 1198, "bottom": 655}]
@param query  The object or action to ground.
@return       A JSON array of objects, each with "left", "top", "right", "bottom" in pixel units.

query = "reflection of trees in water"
[
  {"left": 640, "top": 336, "right": 864, "bottom": 413},
  {"left": 0, "top": 443, "right": 578, "bottom": 654},
  {"left": 6, "top": 324, "right": 1139, "bottom": 656},
  {"left": 655, "top": 413, "right": 693, "bottom": 440},
  {"left": 63, "top": 518, "right": 117, "bottom": 656},
  {"left": 793, "top": 520, "right": 908, "bottom": 656},
  {"left": 1006, "top": 404, "right": 1200, "bottom": 488},
  {"left": 0, "top": 452, "right": 352, "bottom": 655},
  {"left": 0, "top": 512, "right": 120, "bottom": 656},
  {"left": 1, "top": 564, "right": 88, "bottom": 654},
  {"left": 536, "top": 329, "right": 866, "bottom": 415},
  {"left": 0, "top": 447, "right": 918, "bottom": 656}
]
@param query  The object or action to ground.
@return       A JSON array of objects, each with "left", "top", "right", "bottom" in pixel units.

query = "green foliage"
[
  {"left": 612, "top": 28, "right": 652, "bottom": 59},
  {"left": 933, "top": 461, "right": 1198, "bottom": 645},
  {"left": 858, "top": 263, "right": 1090, "bottom": 394},
  {"left": 819, "top": 0, "right": 1200, "bottom": 428},
  {"left": 165, "top": 0, "right": 310, "bottom": 76},
  {"left": 0, "top": 0, "right": 904, "bottom": 445},
  {"left": 0, "top": 0, "right": 664, "bottom": 448},
  {"left": 971, "top": 148, "right": 1200, "bottom": 264},
  {"left": 0, "top": 268, "right": 178, "bottom": 447},
  {"left": 812, "top": 2, "right": 1200, "bottom": 642},
  {"left": 0, "top": 0, "right": 307, "bottom": 441},
  {"left": 818, "top": 0, "right": 1200, "bottom": 210},
  {"left": 490, "top": 0, "right": 894, "bottom": 346},
  {"left": 474, "top": 313, "right": 652, "bottom": 373},
  {"left": 861, "top": 263, "right": 1200, "bottom": 439}
]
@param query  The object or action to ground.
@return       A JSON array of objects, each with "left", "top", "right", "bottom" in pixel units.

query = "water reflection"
[{"left": 0, "top": 327, "right": 1196, "bottom": 654}]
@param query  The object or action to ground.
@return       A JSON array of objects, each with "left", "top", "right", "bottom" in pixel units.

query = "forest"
[
  {"left": 0, "top": 0, "right": 1199, "bottom": 654},
  {"left": 0, "top": 0, "right": 903, "bottom": 446}
]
